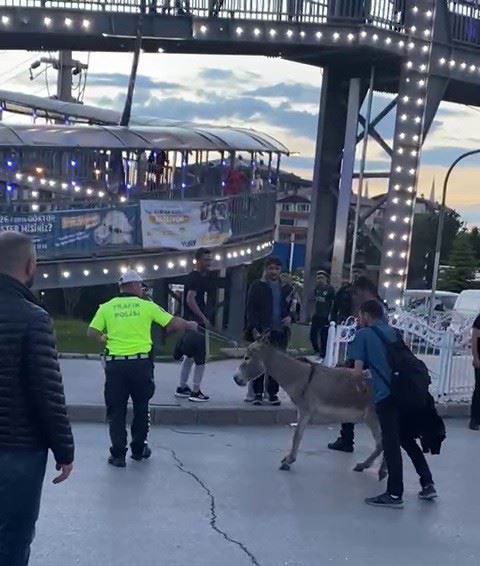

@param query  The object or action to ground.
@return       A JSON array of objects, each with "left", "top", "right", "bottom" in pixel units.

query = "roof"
[
  {"left": 0, "top": 123, "right": 289, "bottom": 153},
  {"left": 0, "top": 89, "right": 120, "bottom": 125}
]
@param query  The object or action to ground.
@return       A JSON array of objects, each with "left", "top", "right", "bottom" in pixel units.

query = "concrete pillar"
[{"left": 227, "top": 265, "right": 247, "bottom": 339}]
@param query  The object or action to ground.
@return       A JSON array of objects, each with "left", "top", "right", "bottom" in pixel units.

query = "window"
[
  {"left": 296, "top": 203, "right": 311, "bottom": 213},
  {"left": 281, "top": 203, "right": 292, "bottom": 212},
  {"left": 280, "top": 218, "right": 294, "bottom": 226}
]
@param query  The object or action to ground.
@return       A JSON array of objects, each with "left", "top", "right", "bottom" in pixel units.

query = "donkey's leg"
[
  {"left": 353, "top": 410, "right": 383, "bottom": 474},
  {"left": 280, "top": 411, "right": 310, "bottom": 471}
]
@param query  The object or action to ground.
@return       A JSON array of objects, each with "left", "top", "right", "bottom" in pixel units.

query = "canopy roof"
[{"left": 0, "top": 123, "right": 289, "bottom": 153}]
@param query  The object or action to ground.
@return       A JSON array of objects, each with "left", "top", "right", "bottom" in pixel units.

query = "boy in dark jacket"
[{"left": 246, "top": 256, "right": 292, "bottom": 406}]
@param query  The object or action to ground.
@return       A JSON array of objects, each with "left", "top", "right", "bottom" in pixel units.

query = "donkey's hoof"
[
  {"left": 279, "top": 460, "right": 291, "bottom": 471},
  {"left": 378, "top": 469, "right": 388, "bottom": 482},
  {"left": 353, "top": 463, "right": 366, "bottom": 473}
]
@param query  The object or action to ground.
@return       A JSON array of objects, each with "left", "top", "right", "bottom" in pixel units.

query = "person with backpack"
[{"left": 348, "top": 300, "right": 437, "bottom": 509}]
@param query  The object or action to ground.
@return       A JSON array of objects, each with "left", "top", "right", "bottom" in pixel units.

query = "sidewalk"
[{"left": 61, "top": 358, "right": 470, "bottom": 425}]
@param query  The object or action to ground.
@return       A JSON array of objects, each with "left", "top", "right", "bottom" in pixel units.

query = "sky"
[{"left": 2, "top": 49, "right": 480, "bottom": 225}]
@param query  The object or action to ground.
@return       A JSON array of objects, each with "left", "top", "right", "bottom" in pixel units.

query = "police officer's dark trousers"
[{"left": 105, "top": 358, "right": 155, "bottom": 458}]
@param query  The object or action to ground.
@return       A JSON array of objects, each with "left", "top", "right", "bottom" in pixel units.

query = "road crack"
[{"left": 162, "top": 447, "right": 262, "bottom": 566}]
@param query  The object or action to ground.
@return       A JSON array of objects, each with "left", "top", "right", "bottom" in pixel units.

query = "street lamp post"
[{"left": 429, "top": 149, "right": 480, "bottom": 319}]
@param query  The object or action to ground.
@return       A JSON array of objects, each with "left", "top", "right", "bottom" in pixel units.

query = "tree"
[
  {"left": 468, "top": 226, "right": 480, "bottom": 261},
  {"left": 438, "top": 231, "right": 478, "bottom": 292},
  {"left": 408, "top": 210, "right": 462, "bottom": 288}
]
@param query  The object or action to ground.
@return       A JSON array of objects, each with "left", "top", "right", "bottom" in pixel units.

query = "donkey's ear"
[{"left": 259, "top": 331, "right": 271, "bottom": 343}]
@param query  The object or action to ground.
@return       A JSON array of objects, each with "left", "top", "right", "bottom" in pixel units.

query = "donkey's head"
[{"left": 233, "top": 335, "right": 269, "bottom": 387}]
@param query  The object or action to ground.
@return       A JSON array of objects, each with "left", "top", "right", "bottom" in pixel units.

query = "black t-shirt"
[
  {"left": 314, "top": 284, "right": 335, "bottom": 319},
  {"left": 183, "top": 271, "right": 214, "bottom": 324},
  {"left": 473, "top": 315, "right": 480, "bottom": 356}
]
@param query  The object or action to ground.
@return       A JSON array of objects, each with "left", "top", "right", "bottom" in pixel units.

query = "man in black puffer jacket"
[{"left": 0, "top": 231, "right": 74, "bottom": 566}]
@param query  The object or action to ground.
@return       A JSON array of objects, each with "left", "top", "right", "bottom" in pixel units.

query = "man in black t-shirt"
[
  {"left": 310, "top": 271, "right": 335, "bottom": 358},
  {"left": 470, "top": 314, "right": 480, "bottom": 430},
  {"left": 174, "top": 248, "right": 213, "bottom": 402}
]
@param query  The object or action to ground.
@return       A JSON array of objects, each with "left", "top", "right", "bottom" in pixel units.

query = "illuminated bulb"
[
  {"left": 403, "top": 217, "right": 410, "bottom": 223},
  {"left": 407, "top": 186, "right": 414, "bottom": 192},
  {"left": 439, "top": 58, "right": 446, "bottom": 65},
  {"left": 410, "top": 26, "right": 417, "bottom": 33},
  {"left": 393, "top": 198, "right": 399, "bottom": 204},
  {"left": 391, "top": 215, "right": 398, "bottom": 222},
  {"left": 402, "top": 234, "right": 408, "bottom": 241},
  {"left": 120, "top": 196, "right": 127, "bottom": 202},
  {"left": 40, "top": 179, "right": 47, "bottom": 185},
  {"left": 179, "top": 259, "right": 187, "bottom": 267},
  {"left": 43, "top": 273, "right": 49, "bottom": 279},
  {"left": 63, "top": 271, "right": 71, "bottom": 278},
  {"left": 394, "top": 184, "right": 401, "bottom": 191},
  {"left": 315, "top": 31, "right": 322, "bottom": 39},
  {"left": 387, "top": 251, "right": 394, "bottom": 257},
  {"left": 256, "top": 246, "right": 261, "bottom": 251},
  {"left": 401, "top": 252, "right": 407, "bottom": 259},
  {"left": 270, "top": 29, "right": 277, "bottom": 37},
  {"left": 44, "top": 16, "right": 52, "bottom": 26},
  {"left": 287, "top": 29, "right": 294, "bottom": 38},
  {"left": 388, "top": 233, "right": 395, "bottom": 240},
  {"left": 395, "top": 166, "right": 402, "bottom": 173},
  {"left": 398, "top": 40, "right": 405, "bottom": 47},
  {"left": 406, "top": 61, "right": 413, "bottom": 69},
  {"left": 461, "top": 62, "right": 467, "bottom": 69},
  {"left": 200, "top": 25, "right": 207, "bottom": 33},
  {"left": 300, "top": 31, "right": 306, "bottom": 38},
  {"left": 423, "top": 29, "right": 431, "bottom": 37},
  {"left": 425, "top": 9, "right": 432, "bottom": 17},
  {"left": 27, "top": 176, "right": 34, "bottom": 182},
  {"left": 83, "top": 269, "right": 90, "bottom": 276},
  {"left": 411, "top": 150, "right": 417, "bottom": 157},
  {"left": 1, "top": 15, "right": 10, "bottom": 25},
  {"left": 233, "top": 252, "right": 238, "bottom": 258},
  {"left": 413, "top": 6, "right": 419, "bottom": 13},
  {"left": 385, "top": 37, "right": 391, "bottom": 45},
  {"left": 395, "top": 299, "right": 401, "bottom": 306},
  {"left": 15, "top": 173, "right": 22, "bottom": 180},
  {"left": 74, "top": 186, "right": 81, "bottom": 193},
  {"left": 399, "top": 133, "right": 406, "bottom": 140},
  {"left": 385, "top": 268, "right": 392, "bottom": 274},
  {"left": 408, "top": 42, "right": 415, "bottom": 50},
  {"left": 247, "top": 248, "right": 252, "bottom": 254},
  {"left": 398, "top": 269, "right": 405, "bottom": 276},
  {"left": 413, "top": 135, "right": 419, "bottom": 141},
  {"left": 167, "top": 261, "right": 174, "bottom": 269},
  {"left": 32, "top": 190, "right": 39, "bottom": 198},
  {"left": 153, "top": 264, "right": 159, "bottom": 271},
  {"left": 103, "top": 268, "right": 109, "bottom": 275},
  {"left": 214, "top": 254, "right": 221, "bottom": 261},
  {"left": 397, "top": 282, "right": 402, "bottom": 288},
  {"left": 98, "top": 191, "right": 105, "bottom": 197},
  {"left": 406, "top": 199, "right": 412, "bottom": 205},
  {"left": 49, "top": 180, "right": 55, "bottom": 187},
  {"left": 82, "top": 19, "right": 90, "bottom": 29},
  {"left": 86, "top": 189, "right": 93, "bottom": 195},
  {"left": 236, "top": 26, "right": 243, "bottom": 35},
  {"left": 419, "top": 64, "right": 427, "bottom": 71},
  {"left": 31, "top": 204, "right": 39, "bottom": 212},
  {"left": 401, "top": 113, "right": 408, "bottom": 121},
  {"left": 240, "top": 250, "right": 246, "bottom": 256},
  {"left": 360, "top": 31, "right": 367, "bottom": 38},
  {"left": 61, "top": 182, "right": 68, "bottom": 189},
  {"left": 227, "top": 252, "right": 232, "bottom": 258},
  {"left": 449, "top": 60, "right": 456, "bottom": 67},
  {"left": 372, "top": 34, "right": 378, "bottom": 41},
  {"left": 136, "top": 265, "right": 145, "bottom": 273},
  {"left": 422, "top": 45, "right": 429, "bottom": 53},
  {"left": 333, "top": 32, "right": 339, "bottom": 40},
  {"left": 64, "top": 17, "right": 72, "bottom": 27},
  {"left": 409, "top": 168, "right": 416, "bottom": 175},
  {"left": 398, "top": 148, "right": 404, "bottom": 155},
  {"left": 416, "top": 98, "right": 423, "bottom": 105},
  {"left": 254, "top": 28, "right": 261, "bottom": 36},
  {"left": 402, "top": 95, "right": 409, "bottom": 103},
  {"left": 120, "top": 266, "right": 128, "bottom": 274},
  {"left": 348, "top": 33, "right": 354, "bottom": 41},
  {"left": 470, "top": 65, "right": 476, "bottom": 72},
  {"left": 418, "top": 79, "right": 425, "bottom": 87},
  {"left": 384, "top": 282, "right": 391, "bottom": 288}
]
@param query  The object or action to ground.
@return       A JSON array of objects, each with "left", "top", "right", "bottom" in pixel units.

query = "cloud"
[
  {"left": 245, "top": 82, "right": 320, "bottom": 104},
  {"left": 198, "top": 69, "right": 238, "bottom": 81},
  {"left": 87, "top": 73, "right": 181, "bottom": 92}
]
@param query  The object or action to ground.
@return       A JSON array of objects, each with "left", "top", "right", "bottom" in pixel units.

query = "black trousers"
[
  {"left": 376, "top": 397, "right": 433, "bottom": 497},
  {"left": 310, "top": 315, "right": 329, "bottom": 357},
  {"left": 105, "top": 358, "right": 155, "bottom": 457},
  {"left": 253, "top": 330, "right": 289, "bottom": 397},
  {"left": 471, "top": 369, "right": 480, "bottom": 423},
  {"left": 0, "top": 449, "right": 47, "bottom": 566}
]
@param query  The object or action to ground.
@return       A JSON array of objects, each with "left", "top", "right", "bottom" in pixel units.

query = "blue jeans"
[{"left": 0, "top": 449, "right": 48, "bottom": 566}]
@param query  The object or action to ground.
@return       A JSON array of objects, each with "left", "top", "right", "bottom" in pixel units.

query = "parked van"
[{"left": 404, "top": 289, "right": 458, "bottom": 313}]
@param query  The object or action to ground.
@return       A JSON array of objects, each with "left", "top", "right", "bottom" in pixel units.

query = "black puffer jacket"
[{"left": 0, "top": 274, "right": 74, "bottom": 464}]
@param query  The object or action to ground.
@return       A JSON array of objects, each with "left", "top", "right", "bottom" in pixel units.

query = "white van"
[
  {"left": 404, "top": 289, "right": 458, "bottom": 314},
  {"left": 453, "top": 290, "right": 480, "bottom": 317}
]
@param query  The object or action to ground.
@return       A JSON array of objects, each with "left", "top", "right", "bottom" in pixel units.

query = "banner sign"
[
  {"left": 0, "top": 205, "right": 139, "bottom": 257},
  {"left": 140, "top": 199, "right": 232, "bottom": 250}
]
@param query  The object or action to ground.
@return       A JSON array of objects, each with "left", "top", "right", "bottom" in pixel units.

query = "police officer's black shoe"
[
  {"left": 108, "top": 455, "right": 126, "bottom": 468},
  {"left": 131, "top": 445, "right": 152, "bottom": 461},
  {"left": 328, "top": 438, "right": 354, "bottom": 453}
]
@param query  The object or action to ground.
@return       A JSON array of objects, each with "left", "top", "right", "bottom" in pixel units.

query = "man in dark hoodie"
[{"left": 246, "top": 256, "right": 293, "bottom": 406}]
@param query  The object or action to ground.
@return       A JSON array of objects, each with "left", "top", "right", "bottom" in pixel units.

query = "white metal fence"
[{"left": 323, "top": 310, "right": 475, "bottom": 402}]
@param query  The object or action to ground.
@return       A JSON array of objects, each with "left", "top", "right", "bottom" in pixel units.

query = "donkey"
[{"left": 233, "top": 338, "right": 386, "bottom": 479}]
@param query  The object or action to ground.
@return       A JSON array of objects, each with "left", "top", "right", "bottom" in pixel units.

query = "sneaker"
[
  {"left": 175, "top": 386, "right": 192, "bottom": 399},
  {"left": 189, "top": 390, "right": 210, "bottom": 402},
  {"left": 269, "top": 395, "right": 281, "bottom": 406},
  {"left": 131, "top": 445, "right": 152, "bottom": 462},
  {"left": 469, "top": 420, "right": 479, "bottom": 431},
  {"left": 328, "top": 438, "right": 354, "bottom": 453},
  {"left": 244, "top": 396, "right": 255, "bottom": 403},
  {"left": 252, "top": 395, "right": 263, "bottom": 406},
  {"left": 419, "top": 484, "right": 438, "bottom": 501},
  {"left": 365, "top": 492, "right": 404, "bottom": 509},
  {"left": 108, "top": 455, "right": 126, "bottom": 468}
]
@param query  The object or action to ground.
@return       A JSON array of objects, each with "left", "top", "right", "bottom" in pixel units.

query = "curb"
[{"left": 67, "top": 402, "right": 470, "bottom": 426}]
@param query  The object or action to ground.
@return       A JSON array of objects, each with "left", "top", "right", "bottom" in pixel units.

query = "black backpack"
[{"left": 370, "top": 326, "right": 431, "bottom": 412}]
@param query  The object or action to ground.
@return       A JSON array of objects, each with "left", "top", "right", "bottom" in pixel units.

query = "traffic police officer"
[{"left": 88, "top": 269, "right": 197, "bottom": 467}]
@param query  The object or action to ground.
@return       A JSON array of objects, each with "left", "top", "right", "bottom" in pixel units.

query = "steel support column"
[
  {"left": 330, "top": 78, "right": 362, "bottom": 289},
  {"left": 304, "top": 68, "right": 356, "bottom": 309},
  {"left": 379, "top": 0, "right": 442, "bottom": 304}
]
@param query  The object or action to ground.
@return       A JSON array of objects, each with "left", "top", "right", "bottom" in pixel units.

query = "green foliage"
[
  {"left": 438, "top": 231, "right": 478, "bottom": 292},
  {"left": 408, "top": 210, "right": 462, "bottom": 288}
]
